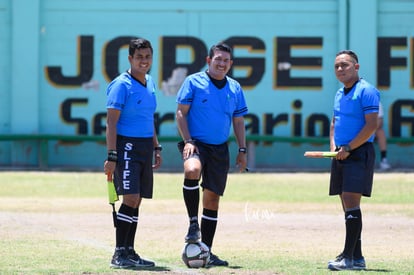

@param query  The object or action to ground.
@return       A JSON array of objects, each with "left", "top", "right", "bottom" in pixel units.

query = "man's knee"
[
  {"left": 341, "top": 192, "right": 361, "bottom": 209},
  {"left": 123, "top": 194, "right": 141, "bottom": 208},
  {"left": 184, "top": 160, "right": 202, "bottom": 179}
]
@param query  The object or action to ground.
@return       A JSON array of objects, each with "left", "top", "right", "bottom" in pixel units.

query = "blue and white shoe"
[
  {"left": 353, "top": 257, "right": 366, "bottom": 270},
  {"left": 328, "top": 255, "right": 353, "bottom": 271}
]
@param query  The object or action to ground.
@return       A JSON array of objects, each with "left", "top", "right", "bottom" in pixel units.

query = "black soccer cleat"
[
  {"left": 185, "top": 222, "right": 201, "bottom": 243},
  {"left": 127, "top": 249, "right": 155, "bottom": 267},
  {"left": 110, "top": 250, "right": 136, "bottom": 269},
  {"left": 208, "top": 253, "right": 229, "bottom": 267}
]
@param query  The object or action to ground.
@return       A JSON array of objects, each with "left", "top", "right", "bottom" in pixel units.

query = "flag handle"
[{"left": 107, "top": 173, "right": 118, "bottom": 228}]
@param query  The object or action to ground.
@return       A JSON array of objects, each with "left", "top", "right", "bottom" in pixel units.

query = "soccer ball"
[{"left": 181, "top": 241, "right": 210, "bottom": 268}]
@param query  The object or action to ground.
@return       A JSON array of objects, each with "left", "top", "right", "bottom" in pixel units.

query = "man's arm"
[
  {"left": 233, "top": 116, "right": 246, "bottom": 149},
  {"left": 348, "top": 112, "right": 378, "bottom": 150},
  {"left": 152, "top": 125, "right": 162, "bottom": 169},
  {"left": 330, "top": 116, "right": 335, "bottom": 151},
  {"left": 104, "top": 108, "right": 120, "bottom": 174},
  {"left": 106, "top": 108, "right": 120, "bottom": 152},
  {"left": 176, "top": 103, "right": 191, "bottom": 141},
  {"left": 233, "top": 116, "right": 247, "bottom": 172}
]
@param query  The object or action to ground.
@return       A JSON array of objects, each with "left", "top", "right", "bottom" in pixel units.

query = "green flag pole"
[{"left": 107, "top": 173, "right": 119, "bottom": 227}]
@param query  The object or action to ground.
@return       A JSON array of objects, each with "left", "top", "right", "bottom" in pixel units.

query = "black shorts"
[
  {"left": 329, "top": 142, "right": 375, "bottom": 197},
  {"left": 178, "top": 140, "right": 229, "bottom": 196},
  {"left": 114, "top": 135, "right": 154, "bottom": 198}
]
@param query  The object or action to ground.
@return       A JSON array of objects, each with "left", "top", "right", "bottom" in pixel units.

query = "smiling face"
[
  {"left": 334, "top": 53, "right": 360, "bottom": 88},
  {"left": 206, "top": 49, "right": 233, "bottom": 80},
  {"left": 128, "top": 47, "right": 153, "bottom": 80}
]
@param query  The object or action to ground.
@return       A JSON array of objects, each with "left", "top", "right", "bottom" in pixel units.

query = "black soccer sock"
[
  {"left": 183, "top": 179, "right": 200, "bottom": 222},
  {"left": 126, "top": 208, "right": 139, "bottom": 251},
  {"left": 353, "top": 232, "right": 363, "bottom": 259},
  {"left": 201, "top": 208, "right": 218, "bottom": 249},
  {"left": 353, "top": 210, "right": 363, "bottom": 259},
  {"left": 115, "top": 203, "right": 135, "bottom": 249},
  {"left": 343, "top": 208, "right": 362, "bottom": 259},
  {"left": 380, "top": 150, "right": 387, "bottom": 161}
]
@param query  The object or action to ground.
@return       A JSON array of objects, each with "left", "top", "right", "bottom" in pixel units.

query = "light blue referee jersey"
[
  {"left": 106, "top": 72, "right": 157, "bottom": 138},
  {"left": 177, "top": 72, "right": 248, "bottom": 145},
  {"left": 333, "top": 79, "right": 380, "bottom": 146}
]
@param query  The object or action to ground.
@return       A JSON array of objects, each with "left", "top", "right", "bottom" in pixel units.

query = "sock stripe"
[
  {"left": 183, "top": 185, "right": 199, "bottom": 190},
  {"left": 345, "top": 206, "right": 361, "bottom": 212},
  {"left": 202, "top": 214, "right": 218, "bottom": 221},
  {"left": 117, "top": 212, "right": 133, "bottom": 223}
]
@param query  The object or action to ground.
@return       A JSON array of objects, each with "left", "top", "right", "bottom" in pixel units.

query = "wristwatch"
[
  {"left": 184, "top": 139, "right": 196, "bottom": 145},
  {"left": 154, "top": 145, "right": 162, "bottom": 151},
  {"left": 341, "top": 144, "right": 351, "bottom": 152}
]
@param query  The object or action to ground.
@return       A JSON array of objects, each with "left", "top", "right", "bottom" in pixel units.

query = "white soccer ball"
[{"left": 181, "top": 241, "right": 210, "bottom": 268}]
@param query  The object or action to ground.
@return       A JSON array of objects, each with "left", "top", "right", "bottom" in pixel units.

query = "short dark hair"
[
  {"left": 209, "top": 43, "right": 233, "bottom": 59},
  {"left": 129, "top": 38, "right": 153, "bottom": 56},
  {"left": 336, "top": 50, "right": 358, "bottom": 63}
]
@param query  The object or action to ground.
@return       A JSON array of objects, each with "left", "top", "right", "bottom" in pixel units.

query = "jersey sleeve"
[
  {"left": 106, "top": 79, "right": 128, "bottom": 110},
  {"left": 176, "top": 77, "right": 193, "bottom": 105},
  {"left": 233, "top": 83, "right": 248, "bottom": 117},
  {"left": 361, "top": 85, "right": 380, "bottom": 115}
]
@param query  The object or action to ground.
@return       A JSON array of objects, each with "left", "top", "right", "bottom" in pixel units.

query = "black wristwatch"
[
  {"left": 341, "top": 144, "right": 352, "bottom": 152},
  {"left": 154, "top": 145, "right": 162, "bottom": 151},
  {"left": 184, "top": 139, "right": 196, "bottom": 145},
  {"left": 238, "top": 147, "right": 247, "bottom": 153}
]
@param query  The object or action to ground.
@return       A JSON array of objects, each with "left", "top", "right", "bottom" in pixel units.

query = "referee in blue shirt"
[
  {"left": 104, "top": 38, "right": 162, "bottom": 269},
  {"left": 327, "top": 50, "right": 380, "bottom": 271},
  {"left": 176, "top": 43, "right": 248, "bottom": 267}
]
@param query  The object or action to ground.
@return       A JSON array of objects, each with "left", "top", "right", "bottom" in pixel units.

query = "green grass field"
[{"left": 0, "top": 171, "right": 413, "bottom": 274}]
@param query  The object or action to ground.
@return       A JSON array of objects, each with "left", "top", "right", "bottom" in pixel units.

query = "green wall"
[{"left": 1, "top": 0, "right": 413, "bottom": 170}]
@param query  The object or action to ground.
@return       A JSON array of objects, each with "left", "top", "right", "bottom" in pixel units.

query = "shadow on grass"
[
  {"left": 227, "top": 265, "right": 243, "bottom": 270},
  {"left": 316, "top": 267, "right": 392, "bottom": 273},
  {"left": 204, "top": 265, "right": 243, "bottom": 270},
  {"left": 122, "top": 265, "right": 171, "bottom": 272},
  {"left": 364, "top": 268, "right": 392, "bottom": 273}
]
